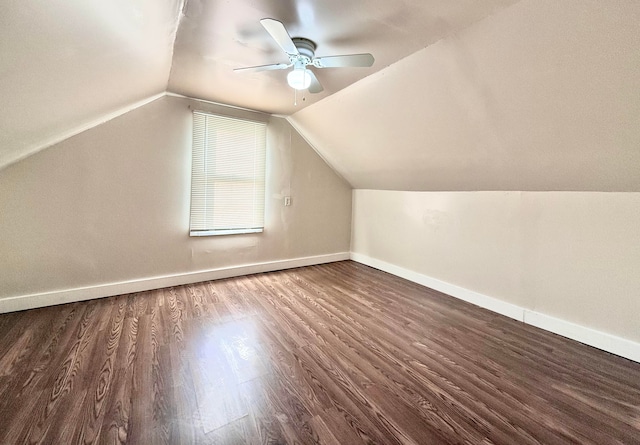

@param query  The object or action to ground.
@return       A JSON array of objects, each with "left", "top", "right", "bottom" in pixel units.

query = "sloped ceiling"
[
  {"left": 290, "top": 0, "right": 640, "bottom": 191},
  {"left": 0, "top": 0, "right": 518, "bottom": 171},
  {"left": 0, "top": 0, "right": 183, "bottom": 169},
  {"left": 2, "top": 0, "right": 638, "bottom": 192},
  {"left": 167, "top": 0, "right": 518, "bottom": 115}
]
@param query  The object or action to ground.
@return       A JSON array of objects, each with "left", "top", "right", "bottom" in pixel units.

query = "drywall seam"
[
  {"left": 351, "top": 252, "right": 640, "bottom": 363},
  {"left": 0, "top": 92, "right": 167, "bottom": 172},
  {"left": 164, "top": 0, "right": 188, "bottom": 91},
  {"left": 0, "top": 252, "right": 350, "bottom": 314}
]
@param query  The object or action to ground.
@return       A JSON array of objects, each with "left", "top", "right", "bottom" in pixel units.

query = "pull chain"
[{"left": 293, "top": 89, "right": 307, "bottom": 106}]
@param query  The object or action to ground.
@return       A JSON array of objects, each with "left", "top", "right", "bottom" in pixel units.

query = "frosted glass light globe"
[{"left": 287, "top": 67, "right": 311, "bottom": 90}]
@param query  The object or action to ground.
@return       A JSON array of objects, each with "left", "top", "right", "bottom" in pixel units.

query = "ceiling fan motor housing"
[
  {"left": 234, "top": 19, "right": 374, "bottom": 94},
  {"left": 290, "top": 38, "right": 316, "bottom": 66}
]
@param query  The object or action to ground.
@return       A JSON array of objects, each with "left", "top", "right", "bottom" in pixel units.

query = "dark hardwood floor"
[{"left": 0, "top": 261, "right": 639, "bottom": 444}]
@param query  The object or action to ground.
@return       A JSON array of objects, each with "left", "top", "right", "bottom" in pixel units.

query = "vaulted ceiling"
[
  {"left": 290, "top": 0, "right": 640, "bottom": 191},
  {"left": 1, "top": 0, "right": 639, "bottom": 191},
  {"left": 0, "top": 0, "right": 182, "bottom": 169},
  {"left": 168, "top": 0, "right": 518, "bottom": 115}
]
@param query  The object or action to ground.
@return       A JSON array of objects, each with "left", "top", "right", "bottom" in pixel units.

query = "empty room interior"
[{"left": 1, "top": 0, "right": 639, "bottom": 443}]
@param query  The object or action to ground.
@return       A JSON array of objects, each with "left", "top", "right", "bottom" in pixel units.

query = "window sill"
[{"left": 190, "top": 228, "right": 263, "bottom": 237}]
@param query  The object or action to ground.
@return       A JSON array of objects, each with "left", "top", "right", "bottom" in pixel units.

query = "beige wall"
[
  {"left": 290, "top": 0, "right": 640, "bottom": 191},
  {"left": 352, "top": 190, "right": 640, "bottom": 343},
  {"left": 0, "top": 0, "right": 181, "bottom": 170},
  {"left": 0, "top": 95, "right": 352, "bottom": 299}
]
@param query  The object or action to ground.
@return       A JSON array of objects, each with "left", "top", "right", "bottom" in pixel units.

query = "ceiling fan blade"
[
  {"left": 234, "top": 63, "right": 290, "bottom": 73},
  {"left": 307, "top": 70, "right": 324, "bottom": 94},
  {"left": 314, "top": 53, "right": 375, "bottom": 68},
  {"left": 260, "top": 18, "right": 299, "bottom": 56}
]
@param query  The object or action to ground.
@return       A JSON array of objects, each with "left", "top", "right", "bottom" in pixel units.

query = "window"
[{"left": 189, "top": 111, "right": 267, "bottom": 236}]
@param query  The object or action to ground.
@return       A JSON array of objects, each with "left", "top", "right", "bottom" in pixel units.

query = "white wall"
[
  {"left": 352, "top": 190, "right": 640, "bottom": 349},
  {"left": 0, "top": 95, "right": 352, "bottom": 308}
]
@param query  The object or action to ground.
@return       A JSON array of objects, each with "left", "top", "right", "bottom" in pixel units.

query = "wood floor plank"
[
  {"left": 127, "top": 314, "right": 155, "bottom": 445},
  {"left": 238, "top": 377, "right": 288, "bottom": 445},
  {"left": 72, "top": 297, "right": 127, "bottom": 444},
  {"left": 100, "top": 307, "right": 139, "bottom": 445},
  {"left": 6, "top": 303, "right": 95, "bottom": 443},
  {"left": 0, "top": 261, "right": 639, "bottom": 444}
]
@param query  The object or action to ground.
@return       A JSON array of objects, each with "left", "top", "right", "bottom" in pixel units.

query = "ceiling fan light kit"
[
  {"left": 287, "top": 64, "right": 312, "bottom": 90},
  {"left": 234, "top": 18, "right": 375, "bottom": 94}
]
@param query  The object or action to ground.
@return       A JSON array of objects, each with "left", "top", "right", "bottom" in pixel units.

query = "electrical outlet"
[{"left": 284, "top": 196, "right": 291, "bottom": 206}]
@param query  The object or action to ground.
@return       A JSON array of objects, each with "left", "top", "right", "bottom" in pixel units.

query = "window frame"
[{"left": 189, "top": 110, "right": 267, "bottom": 237}]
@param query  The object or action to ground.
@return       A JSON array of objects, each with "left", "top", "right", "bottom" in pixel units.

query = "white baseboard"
[
  {"left": 350, "top": 253, "right": 524, "bottom": 321},
  {"left": 350, "top": 252, "right": 640, "bottom": 363},
  {"left": 523, "top": 311, "right": 640, "bottom": 363},
  {"left": 0, "top": 252, "right": 350, "bottom": 314}
]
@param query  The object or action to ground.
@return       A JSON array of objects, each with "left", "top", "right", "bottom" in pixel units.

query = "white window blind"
[{"left": 190, "top": 111, "right": 266, "bottom": 236}]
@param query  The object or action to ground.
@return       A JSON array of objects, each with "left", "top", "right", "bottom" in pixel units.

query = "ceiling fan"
[{"left": 234, "top": 19, "right": 375, "bottom": 93}]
